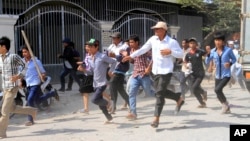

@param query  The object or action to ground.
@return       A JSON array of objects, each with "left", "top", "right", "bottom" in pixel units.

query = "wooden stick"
[{"left": 21, "top": 30, "right": 44, "bottom": 82}]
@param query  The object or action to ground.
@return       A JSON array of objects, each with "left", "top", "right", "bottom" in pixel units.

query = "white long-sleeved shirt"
[
  {"left": 130, "top": 35, "right": 183, "bottom": 75},
  {"left": 107, "top": 41, "right": 128, "bottom": 55}
]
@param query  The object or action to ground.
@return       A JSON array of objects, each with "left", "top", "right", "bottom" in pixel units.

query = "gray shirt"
[{"left": 85, "top": 52, "right": 116, "bottom": 88}]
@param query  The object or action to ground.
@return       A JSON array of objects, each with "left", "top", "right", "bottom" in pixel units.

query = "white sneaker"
[{"left": 104, "top": 120, "right": 114, "bottom": 124}]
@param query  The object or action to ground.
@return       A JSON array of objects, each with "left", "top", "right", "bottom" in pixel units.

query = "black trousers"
[
  {"left": 191, "top": 75, "right": 206, "bottom": 105},
  {"left": 109, "top": 73, "right": 129, "bottom": 110},
  {"left": 215, "top": 77, "right": 230, "bottom": 103},
  {"left": 153, "top": 73, "right": 181, "bottom": 117}
]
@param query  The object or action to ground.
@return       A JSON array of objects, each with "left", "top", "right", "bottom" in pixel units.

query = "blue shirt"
[
  {"left": 130, "top": 35, "right": 183, "bottom": 75},
  {"left": 23, "top": 57, "right": 46, "bottom": 87},
  {"left": 85, "top": 52, "right": 116, "bottom": 88},
  {"left": 205, "top": 46, "right": 236, "bottom": 79}
]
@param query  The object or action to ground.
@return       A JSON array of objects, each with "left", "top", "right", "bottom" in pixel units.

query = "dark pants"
[
  {"left": 176, "top": 72, "right": 192, "bottom": 96},
  {"left": 91, "top": 85, "right": 112, "bottom": 120},
  {"left": 191, "top": 76, "right": 205, "bottom": 105},
  {"left": 215, "top": 77, "right": 230, "bottom": 103},
  {"left": 153, "top": 73, "right": 181, "bottom": 117},
  {"left": 60, "top": 67, "right": 80, "bottom": 90},
  {"left": 68, "top": 75, "right": 74, "bottom": 89},
  {"left": 109, "top": 73, "right": 129, "bottom": 110}
]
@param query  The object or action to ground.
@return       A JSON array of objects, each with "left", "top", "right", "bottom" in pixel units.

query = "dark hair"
[
  {"left": 94, "top": 40, "right": 100, "bottom": 47},
  {"left": 213, "top": 32, "right": 225, "bottom": 41},
  {"left": 0, "top": 36, "right": 11, "bottom": 50},
  {"left": 182, "top": 39, "right": 189, "bottom": 43},
  {"left": 20, "top": 45, "right": 34, "bottom": 52},
  {"left": 129, "top": 34, "right": 140, "bottom": 43},
  {"left": 69, "top": 41, "right": 75, "bottom": 48},
  {"left": 19, "top": 45, "right": 32, "bottom": 58}
]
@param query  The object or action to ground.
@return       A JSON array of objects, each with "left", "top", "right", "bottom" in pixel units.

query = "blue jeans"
[
  {"left": 129, "top": 75, "right": 154, "bottom": 115},
  {"left": 27, "top": 85, "right": 55, "bottom": 122}
]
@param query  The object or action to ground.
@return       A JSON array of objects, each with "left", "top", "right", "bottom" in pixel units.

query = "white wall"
[{"left": 0, "top": 15, "right": 18, "bottom": 53}]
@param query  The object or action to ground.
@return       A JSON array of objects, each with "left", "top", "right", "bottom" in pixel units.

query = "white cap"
[
  {"left": 151, "top": 21, "right": 168, "bottom": 30},
  {"left": 228, "top": 40, "right": 234, "bottom": 45}
]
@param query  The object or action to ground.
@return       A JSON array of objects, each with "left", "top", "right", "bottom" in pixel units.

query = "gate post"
[
  {"left": 99, "top": 21, "right": 114, "bottom": 52},
  {"left": 169, "top": 26, "right": 180, "bottom": 40},
  {"left": 0, "top": 15, "right": 18, "bottom": 53}
]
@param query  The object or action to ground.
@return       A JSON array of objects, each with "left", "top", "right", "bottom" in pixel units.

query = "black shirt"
[{"left": 185, "top": 49, "right": 206, "bottom": 77}]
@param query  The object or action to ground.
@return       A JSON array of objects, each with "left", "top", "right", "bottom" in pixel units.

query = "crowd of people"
[{"left": 0, "top": 21, "right": 245, "bottom": 139}]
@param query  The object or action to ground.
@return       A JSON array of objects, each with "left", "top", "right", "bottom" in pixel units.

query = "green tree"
[{"left": 177, "top": 0, "right": 241, "bottom": 45}]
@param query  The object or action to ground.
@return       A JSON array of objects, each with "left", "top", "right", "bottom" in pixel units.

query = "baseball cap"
[
  {"left": 227, "top": 40, "right": 234, "bottom": 45},
  {"left": 62, "top": 37, "right": 71, "bottom": 44},
  {"left": 87, "top": 38, "right": 99, "bottom": 46},
  {"left": 151, "top": 21, "right": 168, "bottom": 30},
  {"left": 188, "top": 37, "right": 198, "bottom": 43},
  {"left": 110, "top": 32, "right": 121, "bottom": 38}
]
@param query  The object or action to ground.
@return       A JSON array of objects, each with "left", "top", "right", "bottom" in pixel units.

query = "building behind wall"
[{"left": 0, "top": 0, "right": 203, "bottom": 83}]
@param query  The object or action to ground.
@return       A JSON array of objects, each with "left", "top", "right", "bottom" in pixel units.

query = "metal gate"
[
  {"left": 14, "top": 2, "right": 165, "bottom": 84},
  {"left": 14, "top": 2, "right": 101, "bottom": 83},
  {"left": 110, "top": 8, "right": 164, "bottom": 44}
]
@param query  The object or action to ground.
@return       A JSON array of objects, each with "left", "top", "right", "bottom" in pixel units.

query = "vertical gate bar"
[
  {"left": 105, "top": 0, "right": 108, "bottom": 20},
  {"left": 54, "top": 6, "right": 57, "bottom": 64},
  {"left": 52, "top": 6, "right": 55, "bottom": 63},
  {"left": 42, "top": 7, "right": 47, "bottom": 61},
  {"left": 128, "top": 16, "right": 130, "bottom": 38},
  {"left": 82, "top": 13, "right": 85, "bottom": 55},
  {"left": 144, "top": 14, "right": 146, "bottom": 43},
  {"left": 14, "top": 26, "right": 18, "bottom": 51},
  {"left": 0, "top": 0, "right": 2, "bottom": 14},
  {"left": 71, "top": 8, "right": 74, "bottom": 42},
  {"left": 61, "top": 5, "right": 65, "bottom": 41},
  {"left": 38, "top": 8, "right": 42, "bottom": 60}
]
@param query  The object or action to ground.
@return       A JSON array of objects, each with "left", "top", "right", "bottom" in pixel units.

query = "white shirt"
[
  {"left": 181, "top": 47, "right": 190, "bottom": 72},
  {"left": 107, "top": 41, "right": 129, "bottom": 70},
  {"left": 107, "top": 41, "right": 128, "bottom": 55},
  {"left": 233, "top": 49, "right": 241, "bottom": 68},
  {"left": 130, "top": 35, "right": 183, "bottom": 75}
]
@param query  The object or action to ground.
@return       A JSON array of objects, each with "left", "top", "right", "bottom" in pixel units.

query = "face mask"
[{"left": 234, "top": 44, "right": 239, "bottom": 49}]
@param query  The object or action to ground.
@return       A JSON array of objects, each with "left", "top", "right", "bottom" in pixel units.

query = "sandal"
[
  {"left": 25, "top": 121, "right": 34, "bottom": 126},
  {"left": 150, "top": 121, "right": 159, "bottom": 128},
  {"left": 79, "top": 109, "right": 89, "bottom": 114},
  {"left": 175, "top": 98, "right": 185, "bottom": 114}
]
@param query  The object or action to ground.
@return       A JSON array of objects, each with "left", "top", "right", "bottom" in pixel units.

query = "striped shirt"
[
  {"left": 132, "top": 49, "right": 151, "bottom": 78},
  {"left": 0, "top": 52, "right": 26, "bottom": 90}
]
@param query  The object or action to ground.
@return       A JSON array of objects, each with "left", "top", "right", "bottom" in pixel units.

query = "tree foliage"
[{"left": 177, "top": 0, "right": 241, "bottom": 39}]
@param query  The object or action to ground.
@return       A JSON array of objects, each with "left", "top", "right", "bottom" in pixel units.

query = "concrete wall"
[{"left": 177, "top": 15, "right": 203, "bottom": 47}]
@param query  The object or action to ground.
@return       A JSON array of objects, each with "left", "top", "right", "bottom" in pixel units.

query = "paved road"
[{"left": 4, "top": 80, "right": 250, "bottom": 141}]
